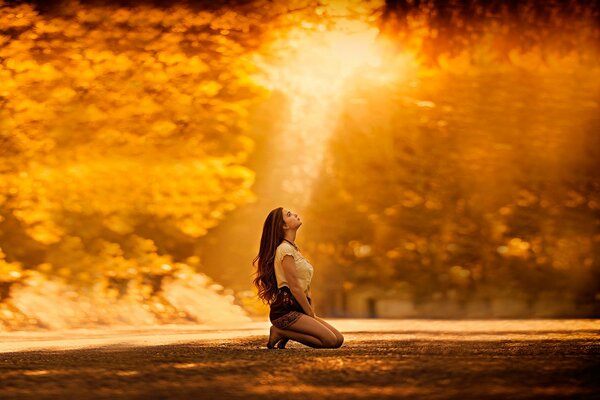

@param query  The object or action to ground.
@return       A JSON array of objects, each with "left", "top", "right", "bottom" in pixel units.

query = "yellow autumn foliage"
[{"left": 0, "top": 0, "right": 284, "bottom": 289}]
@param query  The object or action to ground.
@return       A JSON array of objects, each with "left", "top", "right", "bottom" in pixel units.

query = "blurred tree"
[
  {"left": 304, "top": 0, "right": 599, "bottom": 317},
  {"left": 0, "top": 0, "right": 326, "bottom": 287}
]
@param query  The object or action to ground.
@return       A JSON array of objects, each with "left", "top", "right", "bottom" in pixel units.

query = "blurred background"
[{"left": 0, "top": 0, "right": 598, "bottom": 331}]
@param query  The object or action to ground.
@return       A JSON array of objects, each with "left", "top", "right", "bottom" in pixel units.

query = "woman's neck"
[
  {"left": 284, "top": 232, "right": 296, "bottom": 243},
  {"left": 283, "top": 235, "right": 298, "bottom": 250}
]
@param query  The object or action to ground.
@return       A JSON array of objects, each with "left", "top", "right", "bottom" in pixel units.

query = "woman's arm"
[{"left": 281, "top": 255, "right": 315, "bottom": 317}]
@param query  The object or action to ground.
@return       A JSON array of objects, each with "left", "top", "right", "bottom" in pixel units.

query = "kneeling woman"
[{"left": 252, "top": 207, "right": 344, "bottom": 349}]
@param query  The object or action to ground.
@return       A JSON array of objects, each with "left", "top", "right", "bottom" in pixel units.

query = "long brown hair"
[{"left": 252, "top": 207, "right": 286, "bottom": 305}]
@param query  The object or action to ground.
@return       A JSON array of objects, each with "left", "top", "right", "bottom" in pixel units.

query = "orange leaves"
[
  {"left": 82, "top": 49, "right": 114, "bottom": 63},
  {"left": 82, "top": 104, "right": 107, "bottom": 123},
  {"left": 196, "top": 81, "right": 223, "bottom": 98},
  {"left": 0, "top": 0, "right": 273, "bottom": 290},
  {"left": 133, "top": 96, "right": 162, "bottom": 116},
  {"left": 4, "top": 58, "right": 39, "bottom": 73},
  {"left": 32, "top": 19, "right": 66, "bottom": 34},
  {"left": 0, "top": 247, "right": 24, "bottom": 281},
  {"left": 156, "top": 51, "right": 188, "bottom": 66},
  {"left": 164, "top": 55, "right": 210, "bottom": 76},
  {"left": 0, "top": 3, "right": 37, "bottom": 28},
  {"left": 38, "top": 63, "right": 62, "bottom": 81},
  {"left": 150, "top": 120, "right": 177, "bottom": 137}
]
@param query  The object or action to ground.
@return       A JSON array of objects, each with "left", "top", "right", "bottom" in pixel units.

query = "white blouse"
[{"left": 274, "top": 241, "right": 314, "bottom": 298}]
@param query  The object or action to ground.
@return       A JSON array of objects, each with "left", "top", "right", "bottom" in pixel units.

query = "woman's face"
[{"left": 282, "top": 208, "right": 302, "bottom": 230}]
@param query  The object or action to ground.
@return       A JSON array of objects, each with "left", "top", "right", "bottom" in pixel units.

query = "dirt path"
[{"left": 0, "top": 320, "right": 598, "bottom": 399}]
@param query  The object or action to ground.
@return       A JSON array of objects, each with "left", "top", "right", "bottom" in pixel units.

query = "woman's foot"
[
  {"left": 267, "top": 325, "right": 283, "bottom": 349},
  {"left": 275, "top": 337, "right": 289, "bottom": 349}
]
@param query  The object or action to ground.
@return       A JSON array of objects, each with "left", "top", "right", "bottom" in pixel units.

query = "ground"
[{"left": 0, "top": 319, "right": 598, "bottom": 399}]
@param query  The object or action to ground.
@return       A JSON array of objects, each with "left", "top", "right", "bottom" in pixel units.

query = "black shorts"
[{"left": 269, "top": 286, "right": 312, "bottom": 330}]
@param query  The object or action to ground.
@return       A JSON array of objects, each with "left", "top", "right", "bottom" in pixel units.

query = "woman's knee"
[
  {"left": 333, "top": 334, "right": 344, "bottom": 348},
  {"left": 322, "top": 330, "right": 343, "bottom": 348},
  {"left": 315, "top": 324, "right": 338, "bottom": 348},
  {"left": 314, "top": 317, "right": 344, "bottom": 348},
  {"left": 320, "top": 334, "right": 339, "bottom": 348},
  {"left": 324, "top": 333, "right": 344, "bottom": 348}
]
